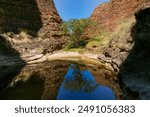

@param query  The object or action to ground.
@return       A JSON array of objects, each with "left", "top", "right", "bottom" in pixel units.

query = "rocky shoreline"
[
  {"left": 0, "top": 52, "right": 122, "bottom": 100},
  {"left": 1, "top": 0, "right": 150, "bottom": 100}
]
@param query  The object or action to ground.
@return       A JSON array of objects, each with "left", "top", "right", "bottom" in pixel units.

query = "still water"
[
  {"left": 2, "top": 61, "right": 121, "bottom": 100},
  {"left": 57, "top": 64, "right": 115, "bottom": 100}
]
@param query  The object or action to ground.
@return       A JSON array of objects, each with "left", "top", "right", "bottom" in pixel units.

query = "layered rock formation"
[
  {"left": 119, "top": 8, "right": 150, "bottom": 99},
  {"left": 0, "top": 0, "right": 65, "bottom": 96},
  {"left": 0, "top": 0, "right": 62, "bottom": 38},
  {"left": 91, "top": 0, "right": 150, "bottom": 31},
  {"left": 0, "top": 0, "right": 64, "bottom": 56},
  {"left": 91, "top": 0, "right": 150, "bottom": 99},
  {"left": 37, "top": 0, "right": 63, "bottom": 39},
  {"left": 1, "top": 0, "right": 150, "bottom": 100}
]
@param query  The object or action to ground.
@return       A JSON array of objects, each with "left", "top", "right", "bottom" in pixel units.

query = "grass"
[
  {"left": 86, "top": 40, "right": 100, "bottom": 49},
  {"left": 19, "top": 30, "right": 28, "bottom": 39},
  {"left": 63, "top": 17, "right": 135, "bottom": 54},
  {"left": 63, "top": 31, "right": 110, "bottom": 53},
  {"left": 65, "top": 48, "right": 85, "bottom": 53},
  {"left": 112, "top": 17, "right": 135, "bottom": 40},
  {"left": 63, "top": 40, "right": 88, "bottom": 51},
  {"left": 85, "top": 29, "right": 110, "bottom": 53}
]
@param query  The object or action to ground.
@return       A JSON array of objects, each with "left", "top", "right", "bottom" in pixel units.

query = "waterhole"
[{"left": 1, "top": 60, "right": 122, "bottom": 100}]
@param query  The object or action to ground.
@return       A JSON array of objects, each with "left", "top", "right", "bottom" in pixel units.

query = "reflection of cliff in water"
[
  {"left": 0, "top": 35, "right": 25, "bottom": 99},
  {"left": 57, "top": 64, "right": 116, "bottom": 100},
  {"left": 63, "top": 64, "right": 99, "bottom": 92},
  {"left": 0, "top": 0, "right": 43, "bottom": 99},
  {"left": 4, "top": 61, "right": 122, "bottom": 100}
]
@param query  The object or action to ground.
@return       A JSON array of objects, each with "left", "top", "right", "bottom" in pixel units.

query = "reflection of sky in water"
[{"left": 57, "top": 64, "right": 116, "bottom": 100}]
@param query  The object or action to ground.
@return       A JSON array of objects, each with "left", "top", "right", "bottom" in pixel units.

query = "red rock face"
[
  {"left": 0, "top": 0, "right": 65, "bottom": 55},
  {"left": 37, "top": 0, "right": 63, "bottom": 38},
  {"left": 0, "top": 0, "right": 62, "bottom": 38},
  {"left": 90, "top": 0, "right": 150, "bottom": 31}
]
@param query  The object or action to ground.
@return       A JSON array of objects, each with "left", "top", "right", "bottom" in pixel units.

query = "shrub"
[{"left": 61, "top": 18, "right": 94, "bottom": 49}]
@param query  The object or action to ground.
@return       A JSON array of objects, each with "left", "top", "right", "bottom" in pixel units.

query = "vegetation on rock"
[{"left": 61, "top": 19, "right": 94, "bottom": 50}]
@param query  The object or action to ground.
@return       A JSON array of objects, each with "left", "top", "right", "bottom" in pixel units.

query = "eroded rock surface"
[
  {"left": 0, "top": 0, "right": 65, "bottom": 57},
  {"left": 91, "top": 0, "right": 150, "bottom": 99},
  {"left": 90, "top": 0, "right": 150, "bottom": 31},
  {"left": 0, "top": 0, "right": 66, "bottom": 98},
  {"left": 119, "top": 8, "right": 150, "bottom": 99}
]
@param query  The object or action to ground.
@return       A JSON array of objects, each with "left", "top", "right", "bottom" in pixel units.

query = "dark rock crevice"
[
  {"left": 0, "top": 0, "right": 42, "bottom": 37},
  {"left": 0, "top": 0, "right": 65, "bottom": 99},
  {"left": 0, "top": 0, "right": 65, "bottom": 56},
  {"left": 0, "top": 35, "right": 26, "bottom": 99},
  {"left": 98, "top": 6, "right": 150, "bottom": 99},
  {"left": 119, "top": 7, "right": 150, "bottom": 99}
]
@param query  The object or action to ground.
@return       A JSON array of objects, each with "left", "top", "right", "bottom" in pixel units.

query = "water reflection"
[
  {"left": 57, "top": 64, "right": 116, "bottom": 100},
  {"left": 4, "top": 61, "right": 121, "bottom": 100}
]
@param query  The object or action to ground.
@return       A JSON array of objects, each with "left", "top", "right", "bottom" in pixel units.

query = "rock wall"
[
  {"left": 118, "top": 8, "right": 150, "bottom": 99},
  {"left": 0, "top": 0, "right": 65, "bottom": 57},
  {"left": 0, "top": 0, "right": 62, "bottom": 38},
  {"left": 0, "top": 0, "right": 65, "bottom": 94},
  {"left": 91, "top": 0, "right": 150, "bottom": 31},
  {"left": 92, "top": 0, "right": 150, "bottom": 99},
  {"left": 0, "top": 0, "right": 42, "bottom": 36},
  {"left": 37, "top": 0, "right": 63, "bottom": 38}
]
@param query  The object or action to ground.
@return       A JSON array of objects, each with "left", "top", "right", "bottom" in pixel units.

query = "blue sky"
[{"left": 54, "top": 0, "right": 109, "bottom": 21}]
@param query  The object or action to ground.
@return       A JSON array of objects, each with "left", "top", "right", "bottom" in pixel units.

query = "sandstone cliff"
[
  {"left": 0, "top": 0, "right": 65, "bottom": 96},
  {"left": 1, "top": 0, "right": 150, "bottom": 100},
  {"left": 91, "top": 0, "right": 150, "bottom": 99},
  {"left": 91, "top": 0, "right": 150, "bottom": 31},
  {"left": 0, "top": 0, "right": 64, "bottom": 56},
  {"left": 0, "top": 0, "right": 62, "bottom": 38}
]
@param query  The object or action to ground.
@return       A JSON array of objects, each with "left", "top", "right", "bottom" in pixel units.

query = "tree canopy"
[{"left": 61, "top": 18, "right": 94, "bottom": 48}]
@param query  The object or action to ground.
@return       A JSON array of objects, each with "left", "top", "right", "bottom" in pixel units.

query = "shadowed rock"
[{"left": 119, "top": 7, "right": 150, "bottom": 99}]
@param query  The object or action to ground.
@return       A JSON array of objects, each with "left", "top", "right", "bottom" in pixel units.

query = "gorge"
[{"left": 0, "top": 0, "right": 150, "bottom": 99}]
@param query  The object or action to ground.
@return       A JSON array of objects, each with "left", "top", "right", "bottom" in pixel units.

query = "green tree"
[{"left": 61, "top": 18, "right": 94, "bottom": 49}]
